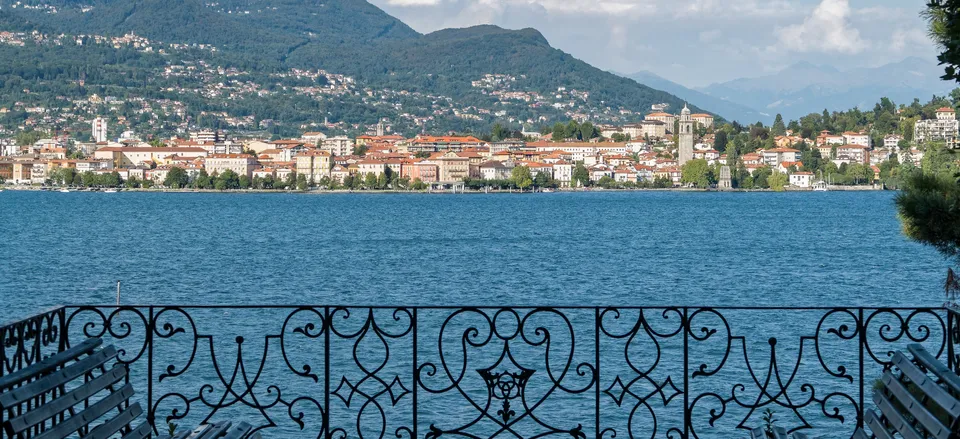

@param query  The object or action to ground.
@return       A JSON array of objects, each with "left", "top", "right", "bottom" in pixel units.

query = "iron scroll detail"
[{"left": 0, "top": 306, "right": 950, "bottom": 439}]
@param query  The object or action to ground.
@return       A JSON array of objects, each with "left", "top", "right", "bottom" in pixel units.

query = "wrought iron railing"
[{"left": 1, "top": 306, "right": 957, "bottom": 439}]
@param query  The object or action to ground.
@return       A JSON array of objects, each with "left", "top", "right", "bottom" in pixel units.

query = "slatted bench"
[
  {"left": 859, "top": 343, "right": 960, "bottom": 439},
  {"left": 746, "top": 343, "right": 960, "bottom": 439},
  {"left": 0, "top": 337, "right": 258, "bottom": 439}
]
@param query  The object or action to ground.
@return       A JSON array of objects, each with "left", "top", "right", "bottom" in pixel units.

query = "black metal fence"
[{"left": 1, "top": 306, "right": 957, "bottom": 439}]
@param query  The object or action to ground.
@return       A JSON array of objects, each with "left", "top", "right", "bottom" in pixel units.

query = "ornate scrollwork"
[
  {"left": 0, "top": 307, "right": 63, "bottom": 376},
  {"left": 418, "top": 307, "right": 594, "bottom": 439},
  {"left": 2, "top": 306, "right": 948, "bottom": 439}
]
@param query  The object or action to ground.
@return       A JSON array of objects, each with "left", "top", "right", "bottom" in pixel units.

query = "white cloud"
[
  {"left": 775, "top": 0, "right": 867, "bottom": 54},
  {"left": 699, "top": 30, "right": 722, "bottom": 43},
  {"left": 891, "top": 28, "right": 931, "bottom": 52}
]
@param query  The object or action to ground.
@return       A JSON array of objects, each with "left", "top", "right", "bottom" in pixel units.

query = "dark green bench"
[{"left": 0, "top": 337, "right": 257, "bottom": 439}]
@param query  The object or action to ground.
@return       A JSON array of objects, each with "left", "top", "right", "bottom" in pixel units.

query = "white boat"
[
  {"left": 59, "top": 189, "right": 70, "bottom": 193},
  {"left": 812, "top": 180, "right": 828, "bottom": 192},
  {"left": 104, "top": 189, "right": 118, "bottom": 193}
]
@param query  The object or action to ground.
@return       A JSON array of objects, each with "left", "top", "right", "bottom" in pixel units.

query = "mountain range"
[
  {"left": 0, "top": 0, "right": 704, "bottom": 133},
  {"left": 638, "top": 57, "right": 956, "bottom": 124}
]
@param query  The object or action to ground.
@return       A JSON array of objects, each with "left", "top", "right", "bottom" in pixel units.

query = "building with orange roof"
[
  {"left": 916, "top": 107, "right": 959, "bottom": 148},
  {"left": 205, "top": 154, "right": 258, "bottom": 178},
  {"left": 645, "top": 112, "right": 676, "bottom": 128},
  {"left": 690, "top": 113, "right": 714, "bottom": 129},
  {"left": 761, "top": 148, "right": 800, "bottom": 167},
  {"left": 295, "top": 149, "right": 332, "bottom": 182},
  {"left": 405, "top": 135, "right": 485, "bottom": 153},
  {"left": 93, "top": 146, "right": 208, "bottom": 168}
]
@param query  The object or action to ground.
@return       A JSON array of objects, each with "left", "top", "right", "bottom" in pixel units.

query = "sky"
[{"left": 366, "top": 0, "right": 939, "bottom": 88}]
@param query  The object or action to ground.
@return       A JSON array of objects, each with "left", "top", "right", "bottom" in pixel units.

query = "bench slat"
[
  {"left": 121, "top": 421, "right": 155, "bottom": 439},
  {"left": 0, "top": 338, "right": 102, "bottom": 390},
  {"left": 873, "top": 390, "right": 923, "bottom": 439},
  {"left": 0, "top": 344, "right": 118, "bottom": 409},
  {"left": 6, "top": 364, "right": 127, "bottom": 434},
  {"left": 771, "top": 426, "right": 788, "bottom": 439},
  {"left": 882, "top": 370, "right": 951, "bottom": 439},
  {"left": 864, "top": 410, "right": 895, "bottom": 439},
  {"left": 86, "top": 402, "right": 143, "bottom": 439},
  {"left": 32, "top": 383, "right": 134, "bottom": 439},
  {"left": 195, "top": 421, "right": 232, "bottom": 439},
  {"left": 852, "top": 427, "right": 871, "bottom": 439},
  {"left": 793, "top": 433, "right": 809, "bottom": 439},
  {"left": 218, "top": 422, "right": 253, "bottom": 439},
  {"left": 907, "top": 343, "right": 960, "bottom": 395},
  {"left": 892, "top": 350, "right": 960, "bottom": 418}
]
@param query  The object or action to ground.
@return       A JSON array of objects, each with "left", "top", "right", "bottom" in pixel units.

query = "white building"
[
  {"left": 884, "top": 135, "right": 903, "bottom": 149},
  {"left": 479, "top": 160, "right": 515, "bottom": 180},
  {"left": 761, "top": 148, "right": 800, "bottom": 167},
  {"left": 914, "top": 107, "right": 960, "bottom": 148},
  {"left": 320, "top": 136, "right": 353, "bottom": 156},
  {"left": 790, "top": 172, "right": 813, "bottom": 188},
  {"left": 92, "top": 118, "right": 108, "bottom": 143},
  {"left": 842, "top": 132, "right": 870, "bottom": 148}
]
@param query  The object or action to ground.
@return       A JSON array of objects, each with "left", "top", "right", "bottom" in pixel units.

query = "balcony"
[{"left": 2, "top": 306, "right": 956, "bottom": 438}]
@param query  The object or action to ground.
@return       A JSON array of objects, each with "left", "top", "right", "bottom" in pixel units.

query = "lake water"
[
  {"left": 0, "top": 190, "right": 950, "bottom": 438},
  {"left": 0, "top": 190, "right": 946, "bottom": 321}
]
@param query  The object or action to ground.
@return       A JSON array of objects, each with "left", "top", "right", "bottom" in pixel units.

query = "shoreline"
[{"left": 0, "top": 185, "right": 888, "bottom": 194}]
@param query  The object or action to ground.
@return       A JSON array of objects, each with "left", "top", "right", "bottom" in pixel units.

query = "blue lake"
[
  {"left": 0, "top": 190, "right": 951, "bottom": 438},
  {"left": 0, "top": 190, "right": 945, "bottom": 320}
]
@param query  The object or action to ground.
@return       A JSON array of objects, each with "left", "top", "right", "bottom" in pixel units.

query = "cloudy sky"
[{"left": 367, "top": 0, "right": 938, "bottom": 88}]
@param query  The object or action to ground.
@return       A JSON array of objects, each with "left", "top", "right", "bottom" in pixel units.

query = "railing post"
[
  {"left": 324, "top": 306, "right": 330, "bottom": 439},
  {"left": 858, "top": 308, "right": 865, "bottom": 432},
  {"left": 57, "top": 307, "right": 67, "bottom": 353},
  {"left": 413, "top": 307, "right": 418, "bottom": 439},
  {"left": 948, "top": 307, "right": 957, "bottom": 373},
  {"left": 594, "top": 307, "right": 600, "bottom": 438},
  {"left": 684, "top": 306, "right": 689, "bottom": 439},
  {"left": 147, "top": 306, "right": 154, "bottom": 433}
]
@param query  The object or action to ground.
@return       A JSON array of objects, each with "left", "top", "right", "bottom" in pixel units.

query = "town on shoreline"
[{"left": 0, "top": 95, "right": 954, "bottom": 193}]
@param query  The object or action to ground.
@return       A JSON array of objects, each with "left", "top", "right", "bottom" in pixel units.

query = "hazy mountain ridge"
[
  {"left": 621, "top": 70, "right": 768, "bottom": 123},
  {"left": 696, "top": 57, "right": 955, "bottom": 121}
]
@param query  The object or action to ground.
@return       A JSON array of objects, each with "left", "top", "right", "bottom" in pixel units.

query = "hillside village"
[{"left": 1, "top": 95, "right": 950, "bottom": 191}]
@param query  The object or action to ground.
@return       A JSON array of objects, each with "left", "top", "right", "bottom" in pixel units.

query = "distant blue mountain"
[
  {"left": 621, "top": 70, "right": 770, "bottom": 123},
  {"left": 695, "top": 57, "right": 955, "bottom": 122}
]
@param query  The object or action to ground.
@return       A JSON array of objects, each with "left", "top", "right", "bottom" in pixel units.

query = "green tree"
[
  {"left": 353, "top": 144, "right": 369, "bottom": 156},
  {"left": 714, "top": 131, "right": 728, "bottom": 153},
  {"left": 680, "top": 159, "right": 712, "bottom": 188},
  {"left": 768, "top": 171, "right": 788, "bottom": 192},
  {"left": 376, "top": 172, "right": 388, "bottom": 189},
  {"left": 491, "top": 123, "right": 510, "bottom": 141},
  {"left": 572, "top": 163, "right": 590, "bottom": 187},
  {"left": 239, "top": 175, "right": 251, "bottom": 189},
  {"left": 511, "top": 166, "right": 533, "bottom": 191},
  {"left": 216, "top": 169, "right": 240, "bottom": 190},
  {"left": 925, "top": 1, "right": 960, "bottom": 80},
  {"left": 364, "top": 172, "right": 377, "bottom": 189},
  {"left": 896, "top": 171, "right": 960, "bottom": 298},
  {"left": 296, "top": 173, "right": 308, "bottom": 191},
  {"left": 611, "top": 133, "right": 630, "bottom": 143},
  {"left": 194, "top": 169, "right": 211, "bottom": 189},
  {"left": 164, "top": 167, "right": 190, "bottom": 188},
  {"left": 597, "top": 175, "right": 618, "bottom": 189},
  {"left": 771, "top": 114, "right": 786, "bottom": 136},
  {"left": 411, "top": 178, "right": 427, "bottom": 190}
]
